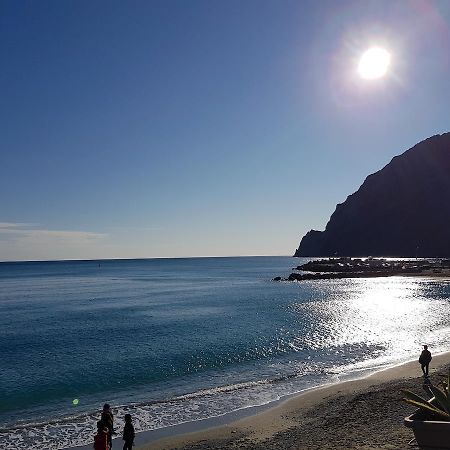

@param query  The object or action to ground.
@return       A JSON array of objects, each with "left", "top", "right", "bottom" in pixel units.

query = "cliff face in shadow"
[{"left": 295, "top": 133, "right": 450, "bottom": 257}]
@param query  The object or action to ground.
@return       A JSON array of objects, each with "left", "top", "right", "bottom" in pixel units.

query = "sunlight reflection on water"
[{"left": 289, "top": 277, "right": 449, "bottom": 365}]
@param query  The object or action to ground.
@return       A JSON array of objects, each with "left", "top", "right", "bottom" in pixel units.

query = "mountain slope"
[{"left": 295, "top": 133, "right": 450, "bottom": 257}]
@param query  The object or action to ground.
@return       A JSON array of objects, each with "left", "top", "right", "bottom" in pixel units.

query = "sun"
[{"left": 358, "top": 47, "right": 391, "bottom": 80}]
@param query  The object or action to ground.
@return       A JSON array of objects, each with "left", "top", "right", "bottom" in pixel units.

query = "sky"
[{"left": 1, "top": 0, "right": 450, "bottom": 261}]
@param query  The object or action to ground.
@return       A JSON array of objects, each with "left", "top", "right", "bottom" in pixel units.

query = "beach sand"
[{"left": 134, "top": 353, "right": 450, "bottom": 450}]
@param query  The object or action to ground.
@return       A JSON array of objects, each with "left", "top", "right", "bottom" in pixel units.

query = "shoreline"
[
  {"left": 129, "top": 352, "right": 450, "bottom": 450},
  {"left": 67, "top": 352, "right": 450, "bottom": 450},
  {"left": 63, "top": 357, "right": 410, "bottom": 450}
]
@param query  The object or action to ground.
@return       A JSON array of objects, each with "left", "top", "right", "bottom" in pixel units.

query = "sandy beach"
[{"left": 134, "top": 353, "right": 450, "bottom": 450}]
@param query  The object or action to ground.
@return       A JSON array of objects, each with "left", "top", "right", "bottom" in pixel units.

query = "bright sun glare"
[{"left": 358, "top": 47, "right": 391, "bottom": 80}]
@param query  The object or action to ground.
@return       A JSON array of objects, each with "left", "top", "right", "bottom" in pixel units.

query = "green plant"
[{"left": 401, "top": 369, "right": 450, "bottom": 421}]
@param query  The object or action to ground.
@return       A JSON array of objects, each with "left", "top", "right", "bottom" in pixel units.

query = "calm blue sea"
[{"left": 1, "top": 256, "right": 450, "bottom": 449}]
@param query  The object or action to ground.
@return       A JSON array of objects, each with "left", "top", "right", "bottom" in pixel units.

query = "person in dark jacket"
[
  {"left": 122, "top": 414, "right": 135, "bottom": 450},
  {"left": 101, "top": 403, "right": 115, "bottom": 449},
  {"left": 419, "top": 345, "right": 432, "bottom": 377}
]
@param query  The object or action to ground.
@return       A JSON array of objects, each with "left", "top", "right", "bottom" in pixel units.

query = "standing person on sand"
[
  {"left": 101, "top": 403, "right": 115, "bottom": 449},
  {"left": 122, "top": 414, "right": 135, "bottom": 450},
  {"left": 93, "top": 420, "right": 110, "bottom": 450},
  {"left": 419, "top": 345, "right": 432, "bottom": 377}
]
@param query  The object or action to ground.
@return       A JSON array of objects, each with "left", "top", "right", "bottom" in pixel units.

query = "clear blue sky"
[{"left": 1, "top": 0, "right": 450, "bottom": 260}]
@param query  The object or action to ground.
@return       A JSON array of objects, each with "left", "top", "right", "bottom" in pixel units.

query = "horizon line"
[{"left": 0, "top": 254, "right": 293, "bottom": 264}]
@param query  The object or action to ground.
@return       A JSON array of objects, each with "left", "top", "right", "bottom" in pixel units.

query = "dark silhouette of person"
[
  {"left": 101, "top": 403, "right": 115, "bottom": 449},
  {"left": 122, "top": 414, "right": 135, "bottom": 450},
  {"left": 94, "top": 420, "right": 110, "bottom": 450},
  {"left": 419, "top": 345, "right": 432, "bottom": 377}
]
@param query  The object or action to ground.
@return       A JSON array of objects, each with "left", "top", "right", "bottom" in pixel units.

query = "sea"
[{"left": 1, "top": 256, "right": 450, "bottom": 450}]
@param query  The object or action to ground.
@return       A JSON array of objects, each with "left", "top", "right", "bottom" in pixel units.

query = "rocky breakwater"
[{"left": 273, "top": 257, "right": 450, "bottom": 282}]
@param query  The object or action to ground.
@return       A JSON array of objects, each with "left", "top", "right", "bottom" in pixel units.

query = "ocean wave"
[
  {"left": 0, "top": 368, "right": 329, "bottom": 450},
  {"left": 2, "top": 347, "right": 446, "bottom": 450}
]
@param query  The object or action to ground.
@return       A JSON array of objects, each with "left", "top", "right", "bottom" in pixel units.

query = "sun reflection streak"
[{"left": 289, "top": 277, "right": 449, "bottom": 366}]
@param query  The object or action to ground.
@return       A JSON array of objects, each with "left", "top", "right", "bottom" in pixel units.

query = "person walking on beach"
[
  {"left": 419, "top": 345, "right": 432, "bottom": 377},
  {"left": 122, "top": 414, "right": 135, "bottom": 450},
  {"left": 94, "top": 420, "right": 110, "bottom": 450},
  {"left": 101, "top": 403, "right": 115, "bottom": 449}
]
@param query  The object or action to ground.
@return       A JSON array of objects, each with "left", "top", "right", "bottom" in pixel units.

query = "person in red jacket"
[
  {"left": 101, "top": 403, "right": 115, "bottom": 448},
  {"left": 93, "top": 420, "right": 110, "bottom": 450}
]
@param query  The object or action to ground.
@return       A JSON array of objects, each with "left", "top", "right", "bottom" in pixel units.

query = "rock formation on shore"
[
  {"left": 295, "top": 133, "right": 450, "bottom": 257},
  {"left": 273, "top": 257, "right": 450, "bottom": 282}
]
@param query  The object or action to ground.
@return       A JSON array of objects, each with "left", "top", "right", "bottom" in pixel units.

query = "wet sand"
[{"left": 135, "top": 353, "right": 450, "bottom": 450}]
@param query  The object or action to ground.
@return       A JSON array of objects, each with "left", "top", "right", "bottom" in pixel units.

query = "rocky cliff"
[{"left": 295, "top": 133, "right": 450, "bottom": 257}]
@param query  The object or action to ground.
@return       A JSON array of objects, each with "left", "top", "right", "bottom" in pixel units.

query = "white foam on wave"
[
  {"left": 0, "top": 355, "right": 397, "bottom": 450},
  {"left": 3, "top": 346, "right": 443, "bottom": 450},
  {"left": 0, "top": 371, "right": 324, "bottom": 450}
]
